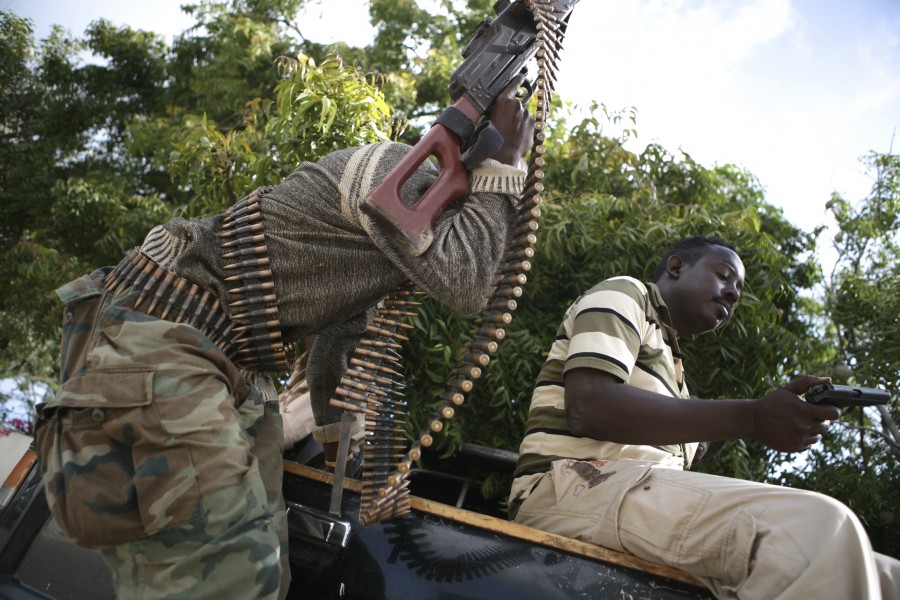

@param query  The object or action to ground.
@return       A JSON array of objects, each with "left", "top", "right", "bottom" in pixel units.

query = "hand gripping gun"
[{"left": 361, "top": 0, "right": 579, "bottom": 255}]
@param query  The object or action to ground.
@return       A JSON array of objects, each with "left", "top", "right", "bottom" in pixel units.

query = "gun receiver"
[
  {"left": 804, "top": 383, "right": 891, "bottom": 408},
  {"left": 362, "top": 0, "right": 579, "bottom": 255},
  {"left": 449, "top": 0, "right": 540, "bottom": 113}
]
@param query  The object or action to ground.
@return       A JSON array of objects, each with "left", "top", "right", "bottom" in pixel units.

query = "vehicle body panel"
[{"left": 1, "top": 442, "right": 712, "bottom": 600}]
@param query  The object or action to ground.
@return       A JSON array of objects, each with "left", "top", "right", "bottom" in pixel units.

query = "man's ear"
[{"left": 665, "top": 255, "right": 684, "bottom": 279}]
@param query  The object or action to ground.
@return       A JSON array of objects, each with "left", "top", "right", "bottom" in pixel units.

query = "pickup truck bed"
[{"left": 1, "top": 440, "right": 713, "bottom": 599}]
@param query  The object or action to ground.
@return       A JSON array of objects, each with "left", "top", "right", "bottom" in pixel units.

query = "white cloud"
[
  {"left": 296, "top": 0, "right": 375, "bottom": 46},
  {"left": 640, "top": 0, "right": 792, "bottom": 65},
  {"left": 558, "top": 0, "right": 793, "bottom": 104},
  {"left": 11, "top": 0, "right": 195, "bottom": 42}
]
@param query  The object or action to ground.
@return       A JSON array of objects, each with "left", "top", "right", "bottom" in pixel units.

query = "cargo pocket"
[
  {"left": 615, "top": 466, "right": 712, "bottom": 564},
  {"left": 36, "top": 366, "right": 201, "bottom": 549}
]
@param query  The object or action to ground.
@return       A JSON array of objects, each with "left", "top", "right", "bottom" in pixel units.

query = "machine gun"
[{"left": 362, "top": 0, "right": 579, "bottom": 255}]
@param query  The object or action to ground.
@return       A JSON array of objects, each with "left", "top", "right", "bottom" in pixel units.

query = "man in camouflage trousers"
[
  {"left": 35, "top": 80, "right": 534, "bottom": 599},
  {"left": 47, "top": 270, "right": 287, "bottom": 598}
]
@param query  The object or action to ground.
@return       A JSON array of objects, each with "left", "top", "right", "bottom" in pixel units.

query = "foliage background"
[{"left": 1, "top": 0, "right": 897, "bottom": 556}]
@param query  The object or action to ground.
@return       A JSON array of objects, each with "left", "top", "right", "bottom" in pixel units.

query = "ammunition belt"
[
  {"left": 219, "top": 186, "right": 292, "bottom": 372},
  {"left": 333, "top": 0, "right": 573, "bottom": 525},
  {"left": 104, "top": 187, "right": 292, "bottom": 372},
  {"left": 104, "top": 248, "right": 245, "bottom": 363}
]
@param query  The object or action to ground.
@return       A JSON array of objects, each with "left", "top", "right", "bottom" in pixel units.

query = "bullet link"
[
  {"left": 449, "top": 377, "right": 474, "bottom": 392},
  {"left": 174, "top": 283, "right": 200, "bottom": 324},
  {"left": 474, "top": 326, "right": 506, "bottom": 341},
  {"left": 359, "top": 338, "right": 403, "bottom": 351},
  {"left": 475, "top": 312, "right": 513, "bottom": 326},
  {"left": 330, "top": 398, "right": 366, "bottom": 414},
  {"left": 443, "top": 391, "right": 466, "bottom": 406},
  {"left": 462, "top": 352, "right": 490, "bottom": 367},
  {"left": 372, "top": 316, "right": 414, "bottom": 330},
  {"left": 354, "top": 347, "right": 401, "bottom": 364},
  {"left": 222, "top": 198, "right": 259, "bottom": 224},
  {"left": 219, "top": 223, "right": 265, "bottom": 238},
  {"left": 160, "top": 279, "right": 188, "bottom": 321},
  {"left": 495, "top": 273, "right": 527, "bottom": 287},
  {"left": 223, "top": 258, "right": 270, "bottom": 272},
  {"left": 228, "top": 281, "right": 275, "bottom": 295},
  {"left": 485, "top": 299, "right": 516, "bottom": 314},
  {"left": 350, "top": 357, "right": 403, "bottom": 378},
  {"left": 365, "top": 324, "right": 409, "bottom": 341},
  {"left": 222, "top": 245, "right": 267, "bottom": 260},
  {"left": 497, "top": 260, "right": 532, "bottom": 275},
  {"left": 231, "top": 306, "right": 278, "bottom": 322},
  {"left": 229, "top": 294, "right": 277, "bottom": 308},
  {"left": 344, "top": 368, "right": 405, "bottom": 391},
  {"left": 221, "top": 233, "right": 265, "bottom": 249}
]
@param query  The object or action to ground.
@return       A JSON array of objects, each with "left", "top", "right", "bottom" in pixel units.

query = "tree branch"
[{"left": 839, "top": 421, "right": 900, "bottom": 460}]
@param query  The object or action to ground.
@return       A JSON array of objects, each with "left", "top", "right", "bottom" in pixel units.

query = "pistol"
[
  {"left": 363, "top": 0, "right": 579, "bottom": 255},
  {"left": 804, "top": 383, "right": 891, "bottom": 408}
]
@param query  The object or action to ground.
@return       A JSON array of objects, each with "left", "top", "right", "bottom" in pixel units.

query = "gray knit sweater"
[{"left": 140, "top": 142, "right": 525, "bottom": 437}]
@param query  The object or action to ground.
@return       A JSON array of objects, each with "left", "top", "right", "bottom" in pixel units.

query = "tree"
[
  {"left": 0, "top": 3, "right": 393, "bottom": 429},
  {"left": 772, "top": 147, "right": 900, "bottom": 556}
]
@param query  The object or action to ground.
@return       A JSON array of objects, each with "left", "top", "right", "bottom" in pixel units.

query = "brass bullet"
[{"left": 160, "top": 279, "right": 188, "bottom": 321}]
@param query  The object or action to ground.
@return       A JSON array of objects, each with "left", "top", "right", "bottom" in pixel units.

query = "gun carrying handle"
[{"left": 363, "top": 99, "right": 481, "bottom": 256}]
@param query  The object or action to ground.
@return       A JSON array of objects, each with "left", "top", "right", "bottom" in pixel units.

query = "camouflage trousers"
[{"left": 35, "top": 269, "right": 291, "bottom": 599}]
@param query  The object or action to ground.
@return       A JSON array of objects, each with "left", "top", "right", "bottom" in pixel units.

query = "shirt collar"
[{"left": 646, "top": 281, "right": 681, "bottom": 357}]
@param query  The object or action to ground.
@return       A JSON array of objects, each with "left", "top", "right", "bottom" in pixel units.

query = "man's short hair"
[{"left": 651, "top": 236, "right": 737, "bottom": 282}]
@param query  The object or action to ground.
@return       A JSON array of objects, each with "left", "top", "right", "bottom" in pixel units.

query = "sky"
[{"left": 7, "top": 0, "right": 900, "bottom": 266}]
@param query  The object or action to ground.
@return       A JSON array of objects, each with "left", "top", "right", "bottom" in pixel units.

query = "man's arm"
[
  {"left": 564, "top": 369, "right": 842, "bottom": 453},
  {"left": 357, "top": 86, "right": 534, "bottom": 314}
]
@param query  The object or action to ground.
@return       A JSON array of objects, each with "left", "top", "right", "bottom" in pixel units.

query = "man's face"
[{"left": 668, "top": 245, "right": 745, "bottom": 335}]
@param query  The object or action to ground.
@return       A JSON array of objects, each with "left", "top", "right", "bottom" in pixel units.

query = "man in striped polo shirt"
[{"left": 510, "top": 236, "right": 899, "bottom": 599}]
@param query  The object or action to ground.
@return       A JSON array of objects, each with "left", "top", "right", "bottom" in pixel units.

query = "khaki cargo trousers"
[
  {"left": 36, "top": 269, "right": 290, "bottom": 599},
  {"left": 514, "top": 458, "right": 900, "bottom": 599}
]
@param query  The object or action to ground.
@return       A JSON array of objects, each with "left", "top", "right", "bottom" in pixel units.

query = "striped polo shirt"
[{"left": 511, "top": 276, "right": 698, "bottom": 500}]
